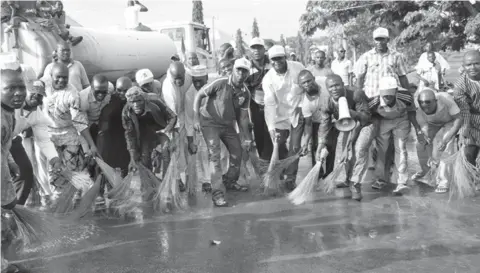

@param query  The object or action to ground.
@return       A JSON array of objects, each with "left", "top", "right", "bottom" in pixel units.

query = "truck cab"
[{"left": 150, "top": 21, "right": 215, "bottom": 69}]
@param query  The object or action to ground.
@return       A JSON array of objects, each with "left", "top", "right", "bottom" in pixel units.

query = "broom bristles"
[
  {"left": 322, "top": 162, "right": 347, "bottom": 194},
  {"left": 153, "top": 153, "right": 187, "bottom": 212},
  {"left": 94, "top": 157, "right": 118, "bottom": 187},
  {"left": 288, "top": 161, "right": 323, "bottom": 205},
  {"left": 52, "top": 183, "right": 78, "bottom": 215},
  {"left": 68, "top": 174, "right": 103, "bottom": 220},
  {"left": 263, "top": 141, "right": 300, "bottom": 196},
  {"left": 445, "top": 149, "right": 479, "bottom": 200},
  {"left": 107, "top": 173, "right": 137, "bottom": 218},
  {"left": 247, "top": 150, "right": 269, "bottom": 177},
  {"left": 11, "top": 206, "right": 56, "bottom": 247}
]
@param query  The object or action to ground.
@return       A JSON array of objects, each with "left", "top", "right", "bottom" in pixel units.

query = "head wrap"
[
  {"left": 191, "top": 65, "right": 208, "bottom": 77},
  {"left": 125, "top": 86, "right": 147, "bottom": 102},
  {"left": 30, "top": 80, "right": 46, "bottom": 96}
]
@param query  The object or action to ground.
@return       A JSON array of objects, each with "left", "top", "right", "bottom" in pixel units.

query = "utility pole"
[{"left": 212, "top": 16, "right": 217, "bottom": 71}]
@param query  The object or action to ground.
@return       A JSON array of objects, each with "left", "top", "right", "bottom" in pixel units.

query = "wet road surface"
[{"left": 7, "top": 150, "right": 480, "bottom": 273}]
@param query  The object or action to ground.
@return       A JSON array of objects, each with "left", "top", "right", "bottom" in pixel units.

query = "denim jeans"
[
  {"left": 201, "top": 125, "right": 242, "bottom": 194},
  {"left": 276, "top": 116, "right": 305, "bottom": 182}
]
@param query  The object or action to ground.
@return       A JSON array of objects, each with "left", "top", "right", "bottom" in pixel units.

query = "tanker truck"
[{"left": 1, "top": 16, "right": 177, "bottom": 83}]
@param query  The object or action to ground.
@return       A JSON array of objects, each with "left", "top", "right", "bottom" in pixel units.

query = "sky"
[{"left": 63, "top": 0, "right": 310, "bottom": 41}]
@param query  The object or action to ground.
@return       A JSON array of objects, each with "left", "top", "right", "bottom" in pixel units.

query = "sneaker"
[{"left": 393, "top": 184, "right": 410, "bottom": 195}]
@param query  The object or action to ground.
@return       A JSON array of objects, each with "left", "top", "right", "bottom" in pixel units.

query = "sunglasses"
[
  {"left": 418, "top": 100, "right": 433, "bottom": 104},
  {"left": 339, "top": 50, "right": 345, "bottom": 53}
]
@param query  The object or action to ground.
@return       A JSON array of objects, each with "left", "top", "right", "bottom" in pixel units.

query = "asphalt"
[{"left": 6, "top": 149, "right": 480, "bottom": 273}]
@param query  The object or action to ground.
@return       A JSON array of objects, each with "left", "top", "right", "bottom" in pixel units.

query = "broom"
[
  {"left": 153, "top": 152, "right": 187, "bottom": 212},
  {"left": 247, "top": 150, "right": 269, "bottom": 177},
  {"left": 287, "top": 155, "right": 326, "bottom": 205},
  {"left": 10, "top": 205, "right": 58, "bottom": 247},
  {"left": 442, "top": 149, "right": 480, "bottom": 200},
  {"left": 52, "top": 171, "right": 93, "bottom": 215},
  {"left": 67, "top": 174, "right": 103, "bottom": 220},
  {"left": 94, "top": 157, "right": 121, "bottom": 188},
  {"left": 107, "top": 173, "right": 135, "bottom": 218}
]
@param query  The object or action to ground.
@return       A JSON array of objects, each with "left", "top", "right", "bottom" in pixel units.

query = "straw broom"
[
  {"left": 153, "top": 152, "right": 187, "bottom": 212},
  {"left": 51, "top": 171, "right": 93, "bottom": 214},
  {"left": 67, "top": 174, "right": 103, "bottom": 220},
  {"left": 247, "top": 150, "right": 269, "bottom": 177},
  {"left": 94, "top": 157, "right": 121, "bottom": 187},
  {"left": 288, "top": 157, "right": 325, "bottom": 205},
  {"left": 442, "top": 149, "right": 480, "bottom": 200},
  {"left": 10, "top": 206, "right": 57, "bottom": 247},
  {"left": 186, "top": 154, "right": 198, "bottom": 196}
]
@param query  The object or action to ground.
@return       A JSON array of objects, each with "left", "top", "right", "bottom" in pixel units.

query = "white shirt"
[
  {"left": 124, "top": 5, "right": 142, "bottom": 29},
  {"left": 418, "top": 52, "right": 450, "bottom": 71},
  {"left": 415, "top": 60, "right": 442, "bottom": 91},
  {"left": 331, "top": 58, "right": 353, "bottom": 86},
  {"left": 263, "top": 61, "right": 305, "bottom": 131}
]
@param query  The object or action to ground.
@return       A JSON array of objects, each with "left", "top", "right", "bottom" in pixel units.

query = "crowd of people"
[{"left": 1, "top": 24, "right": 480, "bottom": 272}]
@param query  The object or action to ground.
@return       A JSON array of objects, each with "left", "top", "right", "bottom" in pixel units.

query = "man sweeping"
[
  {"left": 185, "top": 65, "right": 211, "bottom": 193},
  {"left": 413, "top": 88, "right": 463, "bottom": 193},
  {"left": 300, "top": 73, "right": 370, "bottom": 200},
  {"left": 368, "top": 76, "right": 424, "bottom": 194},
  {"left": 453, "top": 50, "right": 480, "bottom": 192},
  {"left": 43, "top": 63, "right": 99, "bottom": 211},
  {"left": 160, "top": 62, "right": 193, "bottom": 191},
  {"left": 1, "top": 62, "right": 31, "bottom": 273},
  {"left": 97, "top": 77, "right": 132, "bottom": 178},
  {"left": 192, "top": 58, "right": 254, "bottom": 207},
  {"left": 262, "top": 45, "right": 305, "bottom": 192}
]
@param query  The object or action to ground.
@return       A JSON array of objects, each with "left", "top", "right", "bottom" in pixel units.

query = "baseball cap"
[
  {"left": 249, "top": 37, "right": 265, "bottom": 48},
  {"left": 373, "top": 27, "right": 389, "bottom": 39},
  {"left": 233, "top": 57, "right": 250, "bottom": 71},
  {"left": 290, "top": 52, "right": 296, "bottom": 56},
  {"left": 268, "top": 45, "right": 286, "bottom": 59},
  {"left": 135, "top": 68, "right": 154, "bottom": 86}
]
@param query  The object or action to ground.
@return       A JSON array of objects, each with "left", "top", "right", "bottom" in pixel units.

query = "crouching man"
[{"left": 413, "top": 88, "right": 462, "bottom": 193}]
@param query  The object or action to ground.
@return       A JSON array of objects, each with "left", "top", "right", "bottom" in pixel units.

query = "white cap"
[
  {"left": 191, "top": 65, "right": 208, "bottom": 77},
  {"left": 135, "top": 69, "right": 154, "bottom": 86},
  {"left": 233, "top": 57, "right": 250, "bottom": 71},
  {"left": 268, "top": 45, "right": 286, "bottom": 59},
  {"left": 249, "top": 37, "right": 265, "bottom": 48},
  {"left": 373, "top": 27, "right": 389, "bottom": 39},
  {"left": 290, "top": 52, "right": 296, "bottom": 56},
  {"left": 379, "top": 76, "right": 398, "bottom": 96}
]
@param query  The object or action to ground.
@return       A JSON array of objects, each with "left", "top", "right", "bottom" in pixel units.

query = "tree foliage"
[
  {"left": 252, "top": 18, "right": 260, "bottom": 38},
  {"left": 299, "top": 0, "right": 480, "bottom": 61},
  {"left": 192, "top": 1, "right": 204, "bottom": 24},
  {"left": 235, "top": 29, "right": 246, "bottom": 57}
]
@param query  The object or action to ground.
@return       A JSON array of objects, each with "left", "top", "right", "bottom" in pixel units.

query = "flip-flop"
[
  {"left": 435, "top": 185, "right": 448, "bottom": 194},
  {"left": 372, "top": 180, "right": 387, "bottom": 190}
]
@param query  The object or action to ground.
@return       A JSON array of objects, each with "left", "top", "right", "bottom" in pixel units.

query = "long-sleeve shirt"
[
  {"left": 161, "top": 71, "right": 192, "bottom": 130},
  {"left": 185, "top": 85, "right": 197, "bottom": 137},
  {"left": 315, "top": 89, "right": 370, "bottom": 145},
  {"left": 368, "top": 90, "right": 415, "bottom": 120},
  {"left": 44, "top": 82, "right": 89, "bottom": 146},
  {"left": 1, "top": 104, "right": 16, "bottom": 206},
  {"left": 263, "top": 61, "right": 305, "bottom": 131},
  {"left": 453, "top": 73, "right": 480, "bottom": 136},
  {"left": 13, "top": 105, "right": 58, "bottom": 161},
  {"left": 122, "top": 99, "right": 177, "bottom": 154}
]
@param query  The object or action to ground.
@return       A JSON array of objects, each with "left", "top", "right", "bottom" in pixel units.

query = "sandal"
[
  {"left": 372, "top": 180, "right": 388, "bottom": 190},
  {"left": 393, "top": 184, "right": 410, "bottom": 195},
  {"left": 212, "top": 190, "right": 228, "bottom": 207},
  {"left": 411, "top": 172, "right": 426, "bottom": 181},
  {"left": 435, "top": 185, "right": 448, "bottom": 194}
]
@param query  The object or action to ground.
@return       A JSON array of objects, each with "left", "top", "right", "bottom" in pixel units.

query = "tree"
[
  {"left": 280, "top": 34, "right": 286, "bottom": 47},
  {"left": 299, "top": 1, "right": 480, "bottom": 62},
  {"left": 295, "top": 31, "right": 305, "bottom": 65},
  {"left": 235, "top": 29, "right": 246, "bottom": 57},
  {"left": 252, "top": 18, "right": 260, "bottom": 38},
  {"left": 192, "top": 1, "right": 204, "bottom": 24}
]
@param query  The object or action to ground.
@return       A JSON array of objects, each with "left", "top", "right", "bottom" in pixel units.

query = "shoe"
[
  {"left": 69, "top": 36, "right": 83, "bottom": 46},
  {"left": 212, "top": 190, "right": 228, "bottom": 207},
  {"left": 225, "top": 182, "right": 248, "bottom": 192},
  {"left": 202, "top": 183, "right": 212, "bottom": 193},
  {"left": 178, "top": 180, "right": 186, "bottom": 192},
  {"left": 393, "top": 184, "right": 410, "bottom": 195},
  {"left": 350, "top": 182, "right": 362, "bottom": 201}
]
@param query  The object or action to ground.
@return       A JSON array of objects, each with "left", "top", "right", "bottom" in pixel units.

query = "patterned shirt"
[
  {"left": 453, "top": 73, "right": 480, "bottom": 136},
  {"left": 355, "top": 48, "right": 409, "bottom": 98}
]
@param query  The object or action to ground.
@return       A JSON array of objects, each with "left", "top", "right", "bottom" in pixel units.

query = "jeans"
[
  {"left": 276, "top": 116, "right": 305, "bottom": 182},
  {"left": 250, "top": 100, "right": 273, "bottom": 160},
  {"left": 202, "top": 126, "right": 242, "bottom": 194},
  {"left": 350, "top": 122, "right": 378, "bottom": 184}
]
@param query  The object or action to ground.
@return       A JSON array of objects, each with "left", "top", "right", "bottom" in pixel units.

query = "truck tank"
[{"left": 10, "top": 22, "right": 177, "bottom": 82}]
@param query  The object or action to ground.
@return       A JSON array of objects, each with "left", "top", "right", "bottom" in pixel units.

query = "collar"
[
  {"left": 250, "top": 57, "right": 270, "bottom": 70},
  {"left": 369, "top": 48, "right": 391, "bottom": 56},
  {"left": 228, "top": 75, "right": 247, "bottom": 92},
  {"left": 1, "top": 103, "right": 14, "bottom": 112}
]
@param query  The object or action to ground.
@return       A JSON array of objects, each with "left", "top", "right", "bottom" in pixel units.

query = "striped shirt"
[
  {"left": 369, "top": 90, "right": 415, "bottom": 120},
  {"left": 355, "top": 48, "right": 409, "bottom": 98},
  {"left": 453, "top": 73, "right": 480, "bottom": 145}
]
